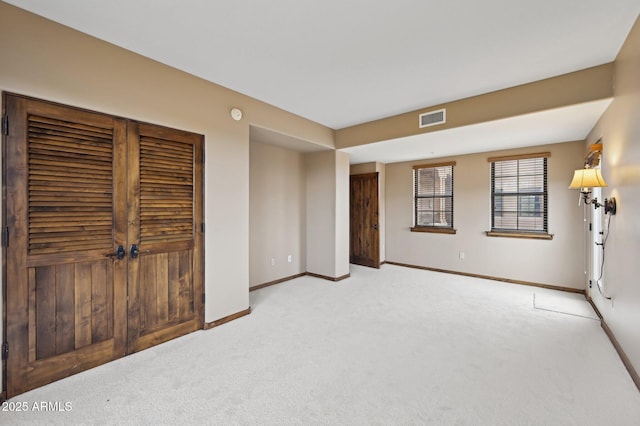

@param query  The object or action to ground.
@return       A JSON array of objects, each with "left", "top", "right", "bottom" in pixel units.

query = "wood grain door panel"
[
  {"left": 3, "top": 94, "right": 203, "bottom": 397},
  {"left": 350, "top": 172, "right": 380, "bottom": 268},
  {"left": 4, "top": 94, "right": 128, "bottom": 396},
  {"left": 126, "top": 122, "right": 203, "bottom": 354},
  {"left": 22, "top": 260, "right": 122, "bottom": 392}
]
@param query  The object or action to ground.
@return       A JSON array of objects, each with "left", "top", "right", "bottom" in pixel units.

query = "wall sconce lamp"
[{"left": 568, "top": 168, "right": 617, "bottom": 214}]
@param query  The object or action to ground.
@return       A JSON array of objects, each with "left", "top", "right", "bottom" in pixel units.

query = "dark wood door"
[
  {"left": 350, "top": 172, "right": 380, "bottom": 268},
  {"left": 3, "top": 94, "right": 204, "bottom": 397},
  {"left": 3, "top": 95, "right": 128, "bottom": 396},
  {"left": 126, "top": 122, "right": 204, "bottom": 354}
]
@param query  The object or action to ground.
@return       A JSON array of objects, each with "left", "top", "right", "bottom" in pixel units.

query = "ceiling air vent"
[{"left": 419, "top": 108, "right": 446, "bottom": 128}]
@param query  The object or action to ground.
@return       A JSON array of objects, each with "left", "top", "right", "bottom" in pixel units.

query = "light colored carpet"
[
  {"left": 3, "top": 264, "right": 640, "bottom": 425},
  {"left": 533, "top": 291, "right": 601, "bottom": 320}
]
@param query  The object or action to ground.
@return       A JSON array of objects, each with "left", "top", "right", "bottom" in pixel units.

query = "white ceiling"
[{"left": 5, "top": 1, "right": 639, "bottom": 163}]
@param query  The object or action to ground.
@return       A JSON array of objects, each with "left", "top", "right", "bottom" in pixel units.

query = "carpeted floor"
[{"left": 3, "top": 264, "right": 640, "bottom": 425}]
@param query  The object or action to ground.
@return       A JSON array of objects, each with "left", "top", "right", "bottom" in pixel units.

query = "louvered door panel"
[
  {"left": 127, "top": 122, "right": 203, "bottom": 354},
  {"left": 5, "top": 94, "right": 204, "bottom": 398},
  {"left": 139, "top": 136, "right": 194, "bottom": 244},
  {"left": 4, "top": 94, "right": 128, "bottom": 397},
  {"left": 28, "top": 115, "right": 114, "bottom": 255}
]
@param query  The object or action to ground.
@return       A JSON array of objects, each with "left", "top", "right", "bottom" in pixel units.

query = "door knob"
[
  {"left": 106, "top": 245, "right": 126, "bottom": 260},
  {"left": 129, "top": 244, "right": 151, "bottom": 259}
]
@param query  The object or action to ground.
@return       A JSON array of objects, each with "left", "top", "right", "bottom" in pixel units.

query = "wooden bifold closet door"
[
  {"left": 3, "top": 93, "right": 204, "bottom": 397},
  {"left": 126, "top": 121, "right": 204, "bottom": 354}
]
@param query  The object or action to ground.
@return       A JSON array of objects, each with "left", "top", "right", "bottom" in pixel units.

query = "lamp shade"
[{"left": 568, "top": 168, "right": 608, "bottom": 189}]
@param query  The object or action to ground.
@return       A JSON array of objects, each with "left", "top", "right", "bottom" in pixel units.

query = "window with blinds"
[
  {"left": 412, "top": 162, "right": 455, "bottom": 232},
  {"left": 490, "top": 154, "right": 548, "bottom": 234}
]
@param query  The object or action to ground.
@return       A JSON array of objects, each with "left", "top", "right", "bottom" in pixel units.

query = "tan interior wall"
[
  {"left": 249, "top": 142, "right": 306, "bottom": 286},
  {"left": 3, "top": 0, "right": 638, "bottom": 394},
  {"left": 586, "top": 15, "right": 640, "bottom": 377},
  {"left": 0, "top": 0, "right": 335, "bottom": 368},
  {"left": 336, "top": 64, "right": 614, "bottom": 148},
  {"left": 304, "top": 150, "right": 350, "bottom": 279},
  {"left": 385, "top": 141, "right": 586, "bottom": 288},
  {"left": 305, "top": 151, "right": 336, "bottom": 276},
  {"left": 335, "top": 151, "right": 351, "bottom": 277}
]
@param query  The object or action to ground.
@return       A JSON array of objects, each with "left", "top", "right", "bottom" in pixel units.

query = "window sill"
[
  {"left": 485, "top": 231, "right": 553, "bottom": 240},
  {"left": 411, "top": 227, "right": 457, "bottom": 235}
]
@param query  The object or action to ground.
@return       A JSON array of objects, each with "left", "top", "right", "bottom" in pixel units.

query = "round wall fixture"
[{"left": 230, "top": 107, "right": 243, "bottom": 121}]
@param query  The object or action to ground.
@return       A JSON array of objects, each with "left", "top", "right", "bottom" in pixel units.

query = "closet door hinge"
[
  {"left": 2, "top": 342, "right": 8, "bottom": 360},
  {"left": 2, "top": 114, "right": 8, "bottom": 136},
  {"left": 2, "top": 227, "right": 8, "bottom": 247},
  {"left": 202, "top": 293, "right": 206, "bottom": 305}
]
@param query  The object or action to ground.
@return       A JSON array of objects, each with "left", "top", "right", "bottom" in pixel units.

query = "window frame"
[
  {"left": 486, "top": 152, "right": 552, "bottom": 240},
  {"left": 411, "top": 161, "right": 456, "bottom": 234}
]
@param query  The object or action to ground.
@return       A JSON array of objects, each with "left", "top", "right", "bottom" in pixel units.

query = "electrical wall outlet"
[
  {"left": 459, "top": 251, "right": 465, "bottom": 260},
  {"left": 271, "top": 258, "right": 275, "bottom": 266},
  {"left": 287, "top": 255, "right": 292, "bottom": 263}
]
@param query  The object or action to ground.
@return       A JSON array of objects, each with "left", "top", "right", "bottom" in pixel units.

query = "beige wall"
[
  {"left": 250, "top": 143, "right": 349, "bottom": 286},
  {"left": 305, "top": 151, "right": 350, "bottom": 278},
  {"left": 385, "top": 141, "right": 586, "bottom": 288},
  {"left": 3, "top": 0, "right": 639, "bottom": 394},
  {"left": 0, "top": 3, "right": 334, "bottom": 332},
  {"left": 249, "top": 141, "right": 307, "bottom": 286},
  {"left": 335, "top": 151, "right": 351, "bottom": 277},
  {"left": 336, "top": 64, "right": 614, "bottom": 148},
  {"left": 586, "top": 15, "right": 640, "bottom": 376}
]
